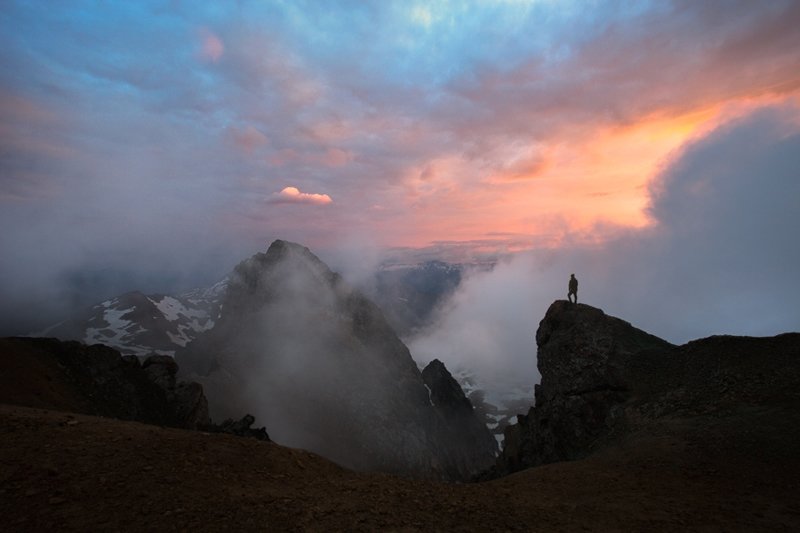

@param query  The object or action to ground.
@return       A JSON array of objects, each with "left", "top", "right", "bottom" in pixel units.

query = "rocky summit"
[
  {"left": 491, "top": 300, "right": 800, "bottom": 477},
  {"left": 177, "top": 239, "right": 495, "bottom": 480}
]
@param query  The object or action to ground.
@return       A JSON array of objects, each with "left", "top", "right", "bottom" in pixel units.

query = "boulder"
[{"left": 143, "top": 354, "right": 209, "bottom": 429}]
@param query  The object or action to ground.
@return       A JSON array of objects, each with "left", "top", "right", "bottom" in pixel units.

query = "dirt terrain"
[{"left": 2, "top": 402, "right": 799, "bottom": 532}]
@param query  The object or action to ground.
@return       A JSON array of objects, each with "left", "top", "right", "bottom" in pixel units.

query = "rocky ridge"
[
  {"left": 421, "top": 359, "right": 499, "bottom": 479},
  {"left": 0, "top": 337, "right": 210, "bottom": 429}
]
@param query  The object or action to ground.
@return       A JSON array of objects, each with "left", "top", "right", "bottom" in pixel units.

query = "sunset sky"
[{"left": 2, "top": 1, "right": 800, "bottom": 334}]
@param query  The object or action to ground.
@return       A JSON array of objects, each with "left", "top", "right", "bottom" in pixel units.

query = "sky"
[{"left": 1, "top": 0, "right": 799, "bottom": 335}]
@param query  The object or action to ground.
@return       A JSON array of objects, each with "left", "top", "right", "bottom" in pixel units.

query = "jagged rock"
[
  {"left": 142, "top": 355, "right": 178, "bottom": 391},
  {"left": 422, "top": 359, "right": 497, "bottom": 478},
  {"left": 142, "top": 354, "right": 209, "bottom": 429},
  {"left": 492, "top": 301, "right": 673, "bottom": 476},
  {"left": 0, "top": 337, "right": 210, "bottom": 430},
  {"left": 488, "top": 300, "right": 800, "bottom": 479},
  {"left": 423, "top": 359, "right": 473, "bottom": 412},
  {"left": 178, "top": 239, "right": 493, "bottom": 480},
  {"left": 172, "top": 382, "right": 210, "bottom": 430},
  {"left": 207, "top": 414, "right": 270, "bottom": 441}
]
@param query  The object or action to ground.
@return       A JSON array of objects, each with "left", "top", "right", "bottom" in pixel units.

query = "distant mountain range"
[
  {"left": 365, "top": 260, "right": 464, "bottom": 338},
  {"left": 42, "top": 260, "right": 469, "bottom": 358},
  {"left": 41, "top": 279, "right": 228, "bottom": 357}
]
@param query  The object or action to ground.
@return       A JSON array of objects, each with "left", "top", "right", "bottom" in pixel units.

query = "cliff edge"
[{"left": 491, "top": 300, "right": 800, "bottom": 477}]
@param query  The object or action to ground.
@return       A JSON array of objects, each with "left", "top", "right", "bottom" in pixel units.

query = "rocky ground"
[{"left": 2, "top": 402, "right": 799, "bottom": 532}]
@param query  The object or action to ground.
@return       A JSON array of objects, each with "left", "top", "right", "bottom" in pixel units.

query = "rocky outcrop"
[
  {"left": 178, "top": 240, "right": 494, "bottom": 480},
  {"left": 207, "top": 414, "right": 270, "bottom": 441},
  {"left": 422, "top": 359, "right": 498, "bottom": 478},
  {"left": 0, "top": 337, "right": 210, "bottom": 429},
  {"left": 491, "top": 301, "right": 674, "bottom": 476},
  {"left": 142, "top": 355, "right": 210, "bottom": 429},
  {"left": 489, "top": 300, "right": 800, "bottom": 478}
]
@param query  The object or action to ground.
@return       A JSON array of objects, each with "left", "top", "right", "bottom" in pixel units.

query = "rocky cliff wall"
[{"left": 490, "top": 300, "right": 800, "bottom": 478}]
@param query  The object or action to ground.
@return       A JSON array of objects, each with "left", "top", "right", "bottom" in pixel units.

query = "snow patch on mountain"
[
  {"left": 45, "top": 278, "right": 228, "bottom": 358},
  {"left": 444, "top": 366, "right": 534, "bottom": 448}
]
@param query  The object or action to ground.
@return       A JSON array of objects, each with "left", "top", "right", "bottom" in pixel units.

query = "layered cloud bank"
[
  {"left": 410, "top": 105, "right": 800, "bottom": 388},
  {"left": 1, "top": 2, "right": 799, "bottom": 333}
]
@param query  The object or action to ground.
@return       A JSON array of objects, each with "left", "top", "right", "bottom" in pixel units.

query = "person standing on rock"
[{"left": 568, "top": 274, "right": 578, "bottom": 304}]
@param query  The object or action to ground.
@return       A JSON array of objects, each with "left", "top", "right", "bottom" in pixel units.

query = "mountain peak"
[
  {"left": 179, "top": 240, "right": 494, "bottom": 479},
  {"left": 266, "top": 238, "right": 313, "bottom": 257}
]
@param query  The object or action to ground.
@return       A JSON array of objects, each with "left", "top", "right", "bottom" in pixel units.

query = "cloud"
[
  {"left": 228, "top": 125, "right": 269, "bottom": 153},
  {"left": 270, "top": 186, "right": 333, "bottom": 206},
  {"left": 409, "top": 104, "right": 800, "bottom": 398},
  {"left": 1, "top": 1, "right": 800, "bottom": 335},
  {"left": 321, "top": 148, "right": 354, "bottom": 168},
  {"left": 199, "top": 28, "right": 224, "bottom": 63}
]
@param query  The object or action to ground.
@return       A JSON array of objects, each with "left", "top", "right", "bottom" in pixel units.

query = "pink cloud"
[
  {"left": 322, "top": 148, "right": 354, "bottom": 167},
  {"left": 228, "top": 125, "right": 269, "bottom": 153},
  {"left": 268, "top": 148, "right": 299, "bottom": 166},
  {"left": 199, "top": 28, "right": 224, "bottom": 63},
  {"left": 270, "top": 186, "right": 332, "bottom": 205}
]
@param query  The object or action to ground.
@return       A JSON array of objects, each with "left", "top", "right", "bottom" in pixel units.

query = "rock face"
[
  {"left": 178, "top": 240, "right": 494, "bottom": 479},
  {"left": 422, "top": 359, "right": 498, "bottom": 479},
  {"left": 141, "top": 355, "right": 210, "bottom": 429},
  {"left": 491, "top": 300, "right": 800, "bottom": 477},
  {"left": 0, "top": 337, "right": 210, "bottom": 429},
  {"left": 493, "top": 300, "right": 674, "bottom": 475}
]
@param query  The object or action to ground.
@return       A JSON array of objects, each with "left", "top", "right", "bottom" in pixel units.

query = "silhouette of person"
[{"left": 568, "top": 274, "right": 578, "bottom": 304}]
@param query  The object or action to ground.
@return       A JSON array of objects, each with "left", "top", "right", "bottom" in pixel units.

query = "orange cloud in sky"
[
  {"left": 271, "top": 186, "right": 332, "bottom": 205},
  {"left": 387, "top": 95, "right": 800, "bottom": 251}
]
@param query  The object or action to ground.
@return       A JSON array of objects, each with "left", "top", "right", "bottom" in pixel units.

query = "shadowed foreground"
[{"left": 2, "top": 403, "right": 799, "bottom": 532}]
